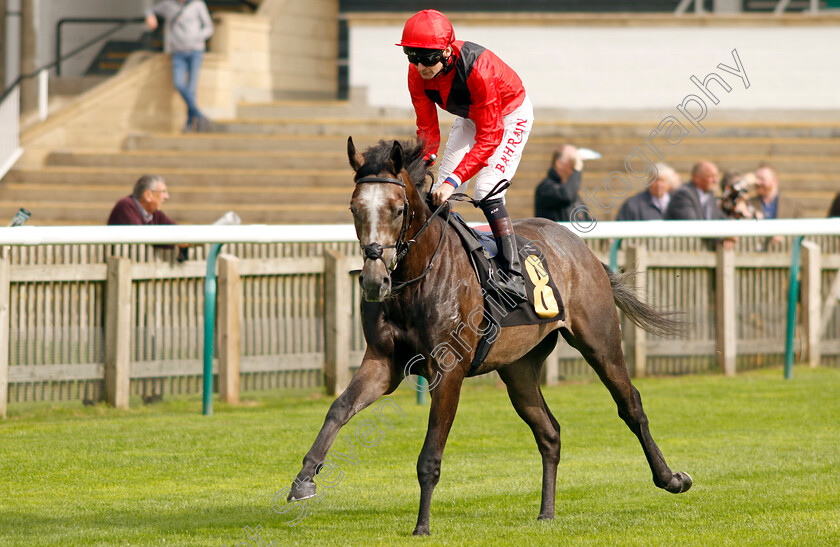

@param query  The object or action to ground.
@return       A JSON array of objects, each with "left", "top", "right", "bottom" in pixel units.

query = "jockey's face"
[{"left": 409, "top": 46, "right": 452, "bottom": 80}]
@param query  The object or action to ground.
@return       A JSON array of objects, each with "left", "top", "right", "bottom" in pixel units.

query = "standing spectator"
[
  {"left": 748, "top": 164, "right": 804, "bottom": 219},
  {"left": 535, "top": 145, "right": 586, "bottom": 222},
  {"left": 829, "top": 192, "right": 840, "bottom": 217},
  {"left": 146, "top": 0, "right": 214, "bottom": 133},
  {"left": 747, "top": 164, "right": 805, "bottom": 250},
  {"left": 664, "top": 161, "right": 725, "bottom": 220},
  {"left": 616, "top": 163, "right": 677, "bottom": 221}
]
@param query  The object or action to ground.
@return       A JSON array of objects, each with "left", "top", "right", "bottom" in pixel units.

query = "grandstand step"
[
  {"left": 47, "top": 150, "right": 350, "bottom": 170},
  {"left": 236, "top": 100, "right": 412, "bottom": 119},
  {"left": 213, "top": 117, "right": 420, "bottom": 137},
  {"left": 123, "top": 132, "right": 840, "bottom": 158},
  {"left": 5, "top": 167, "right": 357, "bottom": 187},
  {"left": 0, "top": 183, "right": 358, "bottom": 206},
  {"left": 211, "top": 117, "right": 840, "bottom": 139},
  {"left": 0, "top": 199, "right": 500, "bottom": 225},
  {"left": 124, "top": 133, "right": 407, "bottom": 153}
]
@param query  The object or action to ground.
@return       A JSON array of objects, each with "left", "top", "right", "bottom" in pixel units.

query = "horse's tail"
[{"left": 601, "top": 263, "right": 686, "bottom": 337}]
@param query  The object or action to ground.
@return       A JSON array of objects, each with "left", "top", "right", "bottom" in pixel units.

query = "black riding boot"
[
  {"left": 481, "top": 198, "right": 528, "bottom": 302},
  {"left": 494, "top": 232, "right": 529, "bottom": 302}
]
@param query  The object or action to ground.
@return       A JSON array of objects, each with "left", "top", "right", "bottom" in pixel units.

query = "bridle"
[{"left": 354, "top": 173, "right": 450, "bottom": 292}]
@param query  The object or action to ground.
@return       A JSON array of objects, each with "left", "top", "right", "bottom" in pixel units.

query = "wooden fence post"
[
  {"left": 623, "top": 245, "right": 647, "bottom": 377},
  {"left": 716, "top": 242, "right": 736, "bottom": 376},
  {"left": 324, "top": 249, "right": 350, "bottom": 396},
  {"left": 0, "top": 250, "right": 10, "bottom": 419},
  {"left": 541, "top": 344, "right": 560, "bottom": 387},
  {"left": 218, "top": 254, "right": 241, "bottom": 404},
  {"left": 105, "top": 256, "right": 132, "bottom": 409},
  {"left": 801, "top": 241, "right": 821, "bottom": 368}
]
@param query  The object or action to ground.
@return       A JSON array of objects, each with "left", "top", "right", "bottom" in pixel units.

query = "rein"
[{"left": 355, "top": 173, "right": 451, "bottom": 292}]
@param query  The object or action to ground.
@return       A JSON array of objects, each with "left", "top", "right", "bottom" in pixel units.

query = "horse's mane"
[{"left": 356, "top": 139, "right": 432, "bottom": 201}]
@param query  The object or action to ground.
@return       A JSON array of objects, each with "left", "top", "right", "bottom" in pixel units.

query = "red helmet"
[{"left": 396, "top": 9, "right": 454, "bottom": 50}]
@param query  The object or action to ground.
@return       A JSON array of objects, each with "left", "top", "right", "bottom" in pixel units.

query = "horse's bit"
[{"left": 354, "top": 173, "right": 450, "bottom": 291}]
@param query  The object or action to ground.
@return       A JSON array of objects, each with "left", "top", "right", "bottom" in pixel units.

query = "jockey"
[{"left": 397, "top": 9, "right": 533, "bottom": 302}]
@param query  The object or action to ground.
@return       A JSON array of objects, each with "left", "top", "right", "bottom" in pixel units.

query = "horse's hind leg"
[
  {"left": 562, "top": 308, "right": 692, "bottom": 494},
  {"left": 498, "top": 331, "right": 562, "bottom": 520}
]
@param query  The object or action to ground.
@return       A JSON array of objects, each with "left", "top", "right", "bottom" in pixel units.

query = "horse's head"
[{"left": 348, "top": 137, "right": 428, "bottom": 302}]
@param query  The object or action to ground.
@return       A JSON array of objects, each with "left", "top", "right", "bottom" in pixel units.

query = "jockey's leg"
[
  {"left": 474, "top": 96, "right": 534, "bottom": 302},
  {"left": 481, "top": 198, "right": 528, "bottom": 302}
]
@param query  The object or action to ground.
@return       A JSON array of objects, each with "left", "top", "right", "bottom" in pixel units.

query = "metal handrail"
[
  {"left": 55, "top": 17, "right": 146, "bottom": 77},
  {"left": 0, "top": 17, "right": 144, "bottom": 104}
]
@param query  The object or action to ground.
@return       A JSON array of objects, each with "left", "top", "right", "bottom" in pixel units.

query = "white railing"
[
  {"left": 0, "top": 218, "right": 839, "bottom": 245},
  {"left": 0, "top": 87, "right": 22, "bottom": 181}
]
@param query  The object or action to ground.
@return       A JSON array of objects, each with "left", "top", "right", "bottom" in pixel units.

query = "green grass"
[{"left": 1, "top": 367, "right": 839, "bottom": 546}]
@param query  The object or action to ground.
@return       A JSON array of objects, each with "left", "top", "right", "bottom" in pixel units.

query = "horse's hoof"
[
  {"left": 287, "top": 479, "right": 317, "bottom": 501},
  {"left": 537, "top": 513, "right": 555, "bottom": 521},
  {"left": 675, "top": 471, "right": 693, "bottom": 493},
  {"left": 412, "top": 526, "right": 430, "bottom": 536}
]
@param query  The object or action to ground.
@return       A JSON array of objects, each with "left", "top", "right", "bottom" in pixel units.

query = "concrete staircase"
[{"left": 2, "top": 100, "right": 838, "bottom": 225}]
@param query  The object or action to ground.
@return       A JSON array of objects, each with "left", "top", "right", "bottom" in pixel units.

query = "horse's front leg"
[
  {"left": 413, "top": 372, "right": 465, "bottom": 536},
  {"left": 289, "top": 352, "right": 397, "bottom": 500}
]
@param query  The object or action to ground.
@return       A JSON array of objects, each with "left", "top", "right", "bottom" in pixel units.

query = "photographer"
[{"left": 720, "top": 170, "right": 761, "bottom": 220}]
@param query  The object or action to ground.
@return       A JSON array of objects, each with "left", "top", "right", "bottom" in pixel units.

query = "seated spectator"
[
  {"left": 108, "top": 174, "right": 177, "bottom": 226},
  {"left": 720, "top": 170, "right": 761, "bottom": 220},
  {"left": 829, "top": 192, "right": 840, "bottom": 217},
  {"left": 107, "top": 174, "right": 188, "bottom": 258},
  {"left": 664, "top": 160, "right": 725, "bottom": 220},
  {"left": 535, "top": 145, "right": 586, "bottom": 222},
  {"left": 747, "top": 164, "right": 804, "bottom": 219},
  {"left": 616, "top": 163, "right": 677, "bottom": 221}
]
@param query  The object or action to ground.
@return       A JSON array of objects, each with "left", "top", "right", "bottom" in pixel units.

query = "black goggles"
[{"left": 403, "top": 47, "right": 444, "bottom": 67}]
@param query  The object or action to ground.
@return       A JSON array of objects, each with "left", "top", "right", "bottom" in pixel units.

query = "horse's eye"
[{"left": 395, "top": 207, "right": 404, "bottom": 218}]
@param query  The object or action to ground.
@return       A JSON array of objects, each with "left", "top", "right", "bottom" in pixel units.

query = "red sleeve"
[
  {"left": 452, "top": 58, "right": 504, "bottom": 183},
  {"left": 408, "top": 67, "right": 440, "bottom": 160}
]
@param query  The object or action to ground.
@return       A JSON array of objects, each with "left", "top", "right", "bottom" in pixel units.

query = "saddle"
[{"left": 446, "top": 212, "right": 565, "bottom": 376}]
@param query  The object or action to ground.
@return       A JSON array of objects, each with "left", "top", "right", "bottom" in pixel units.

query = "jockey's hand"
[{"left": 432, "top": 180, "right": 456, "bottom": 205}]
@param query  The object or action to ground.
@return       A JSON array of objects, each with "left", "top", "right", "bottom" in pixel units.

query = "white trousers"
[{"left": 434, "top": 95, "right": 534, "bottom": 202}]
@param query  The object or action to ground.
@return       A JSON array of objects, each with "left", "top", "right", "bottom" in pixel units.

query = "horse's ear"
[
  {"left": 389, "top": 140, "right": 404, "bottom": 174},
  {"left": 347, "top": 136, "right": 364, "bottom": 172}
]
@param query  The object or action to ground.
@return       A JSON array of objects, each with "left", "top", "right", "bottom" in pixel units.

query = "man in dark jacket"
[
  {"left": 535, "top": 145, "right": 584, "bottom": 222},
  {"left": 616, "top": 163, "right": 678, "bottom": 221},
  {"left": 664, "top": 161, "right": 725, "bottom": 220},
  {"left": 829, "top": 192, "right": 840, "bottom": 217}
]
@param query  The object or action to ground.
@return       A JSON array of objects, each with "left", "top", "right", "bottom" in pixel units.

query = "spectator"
[
  {"left": 746, "top": 164, "right": 806, "bottom": 250},
  {"left": 108, "top": 174, "right": 176, "bottom": 226},
  {"left": 829, "top": 192, "right": 840, "bottom": 217},
  {"left": 747, "top": 164, "right": 804, "bottom": 219},
  {"left": 535, "top": 145, "right": 586, "bottom": 222},
  {"left": 720, "top": 170, "right": 761, "bottom": 220},
  {"left": 145, "top": 0, "right": 214, "bottom": 133},
  {"left": 664, "top": 160, "right": 725, "bottom": 220},
  {"left": 107, "top": 175, "right": 188, "bottom": 257},
  {"left": 616, "top": 163, "right": 677, "bottom": 221}
]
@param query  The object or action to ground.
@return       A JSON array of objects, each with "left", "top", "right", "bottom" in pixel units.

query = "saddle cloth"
[{"left": 447, "top": 212, "right": 565, "bottom": 328}]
